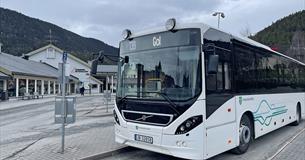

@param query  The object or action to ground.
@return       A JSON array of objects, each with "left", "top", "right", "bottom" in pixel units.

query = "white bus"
[{"left": 101, "top": 19, "right": 305, "bottom": 159}]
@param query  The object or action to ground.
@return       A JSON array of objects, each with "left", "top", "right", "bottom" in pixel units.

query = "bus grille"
[{"left": 122, "top": 110, "right": 174, "bottom": 126}]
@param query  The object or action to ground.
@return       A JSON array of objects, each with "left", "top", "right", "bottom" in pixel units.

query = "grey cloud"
[{"left": 1, "top": 0, "right": 304, "bottom": 46}]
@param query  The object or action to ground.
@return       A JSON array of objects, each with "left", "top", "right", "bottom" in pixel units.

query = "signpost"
[
  {"left": 54, "top": 51, "right": 76, "bottom": 154},
  {"left": 104, "top": 91, "right": 111, "bottom": 113}
]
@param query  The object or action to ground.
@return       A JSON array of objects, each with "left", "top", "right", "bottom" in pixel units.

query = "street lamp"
[{"left": 212, "top": 12, "right": 225, "bottom": 29}]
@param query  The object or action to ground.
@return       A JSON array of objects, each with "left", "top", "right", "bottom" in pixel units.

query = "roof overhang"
[
  {"left": 12, "top": 72, "right": 57, "bottom": 79},
  {"left": 0, "top": 72, "right": 10, "bottom": 80},
  {"left": 0, "top": 66, "right": 12, "bottom": 76},
  {"left": 25, "top": 44, "right": 91, "bottom": 68}
]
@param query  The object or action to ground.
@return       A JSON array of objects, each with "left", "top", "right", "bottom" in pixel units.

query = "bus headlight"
[
  {"left": 165, "top": 18, "right": 176, "bottom": 31},
  {"left": 113, "top": 110, "right": 120, "bottom": 125},
  {"left": 175, "top": 115, "right": 203, "bottom": 135}
]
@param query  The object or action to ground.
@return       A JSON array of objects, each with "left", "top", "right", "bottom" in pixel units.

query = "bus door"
[{"left": 204, "top": 43, "right": 237, "bottom": 158}]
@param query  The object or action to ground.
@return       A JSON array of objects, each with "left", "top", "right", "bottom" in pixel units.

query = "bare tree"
[{"left": 240, "top": 23, "right": 252, "bottom": 37}]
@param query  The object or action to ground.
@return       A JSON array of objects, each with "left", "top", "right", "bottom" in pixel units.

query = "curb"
[
  {"left": 80, "top": 146, "right": 131, "bottom": 160},
  {"left": 0, "top": 94, "right": 108, "bottom": 111},
  {"left": 85, "top": 113, "right": 113, "bottom": 118}
]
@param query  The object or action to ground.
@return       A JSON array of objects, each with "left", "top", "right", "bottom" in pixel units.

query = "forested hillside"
[
  {"left": 0, "top": 7, "right": 118, "bottom": 63},
  {"left": 251, "top": 10, "right": 305, "bottom": 63}
]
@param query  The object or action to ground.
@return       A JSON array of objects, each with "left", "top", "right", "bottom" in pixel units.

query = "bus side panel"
[
  {"left": 205, "top": 97, "right": 237, "bottom": 159},
  {"left": 236, "top": 93, "right": 303, "bottom": 139},
  {"left": 206, "top": 123, "right": 237, "bottom": 158}
]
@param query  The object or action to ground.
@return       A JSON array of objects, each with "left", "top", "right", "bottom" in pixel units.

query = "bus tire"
[
  {"left": 291, "top": 104, "right": 302, "bottom": 126},
  {"left": 231, "top": 114, "right": 252, "bottom": 155}
]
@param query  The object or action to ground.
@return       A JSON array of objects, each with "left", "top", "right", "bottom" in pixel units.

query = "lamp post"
[{"left": 212, "top": 12, "right": 225, "bottom": 29}]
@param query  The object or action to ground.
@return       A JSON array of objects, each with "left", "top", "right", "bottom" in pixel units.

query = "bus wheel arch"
[
  {"left": 292, "top": 102, "right": 302, "bottom": 126},
  {"left": 231, "top": 111, "right": 254, "bottom": 154}
]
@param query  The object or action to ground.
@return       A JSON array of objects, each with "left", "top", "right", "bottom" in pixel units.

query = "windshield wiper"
[
  {"left": 117, "top": 94, "right": 155, "bottom": 103},
  {"left": 117, "top": 95, "right": 138, "bottom": 103},
  {"left": 138, "top": 91, "right": 180, "bottom": 116}
]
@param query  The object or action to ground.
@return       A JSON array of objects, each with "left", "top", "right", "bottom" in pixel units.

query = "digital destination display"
[{"left": 120, "top": 28, "right": 200, "bottom": 54}]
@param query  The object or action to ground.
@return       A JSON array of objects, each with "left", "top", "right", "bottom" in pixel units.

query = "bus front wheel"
[{"left": 231, "top": 114, "right": 252, "bottom": 154}]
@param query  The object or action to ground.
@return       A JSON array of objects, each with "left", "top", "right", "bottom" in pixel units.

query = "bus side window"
[{"left": 206, "top": 58, "right": 231, "bottom": 92}]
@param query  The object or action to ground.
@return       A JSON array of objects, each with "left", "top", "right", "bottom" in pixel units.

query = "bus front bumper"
[{"left": 115, "top": 124, "right": 204, "bottom": 160}]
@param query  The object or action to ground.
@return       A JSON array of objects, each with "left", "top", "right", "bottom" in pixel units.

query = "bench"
[
  {"left": 33, "top": 92, "right": 43, "bottom": 99},
  {"left": 21, "top": 93, "right": 33, "bottom": 100}
]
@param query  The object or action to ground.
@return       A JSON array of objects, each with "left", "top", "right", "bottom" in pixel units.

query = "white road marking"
[{"left": 267, "top": 126, "right": 305, "bottom": 160}]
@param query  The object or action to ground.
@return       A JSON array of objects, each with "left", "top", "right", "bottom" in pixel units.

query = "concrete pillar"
[
  {"left": 68, "top": 83, "right": 71, "bottom": 94},
  {"left": 26, "top": 78, "right": 29, "bottom": 93},
  {"left": 16, "top": 78, "right": 19, "bottom": 97},
  {"left": 111, "top": 75, "right": 114, "bottom": 93},
  {"left": 97, "top": 84, "right": 100, "bottom": 93},
  {"left": 106, "top": 75, "right": 109, "bottom": 92},
  {"left": 48, "top": 81, "right": 51, "bottom": 95},
  {"left": 53, "top": 81, "right": 56, "bottom": 95},
  {"left": 41, "top": 80, "right": 44, "bottom": 95},
  {"left": 3, "top": 80, "right": 7, "bottom": 91},
  {"left": 34, "top": 80, "right": 37, "bottom": 93}
]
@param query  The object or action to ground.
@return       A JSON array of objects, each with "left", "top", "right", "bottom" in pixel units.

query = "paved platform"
[
  {"left": 0, "top": 95, "right": 123, "bottom": 160},
  {"left": 273, "top": 127, "right": 305, "bottom": 160},
  {"left": 5, "top": 124, "right": 122, "bottom": 160}
]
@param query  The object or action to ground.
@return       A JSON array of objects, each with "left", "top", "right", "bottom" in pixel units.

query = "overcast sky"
[{"left": 1, "top": 0, "right": 304, "bottom": 47}]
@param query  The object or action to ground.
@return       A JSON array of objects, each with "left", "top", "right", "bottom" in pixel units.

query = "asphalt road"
[
  {"left": 0, "top": 96, "right": 114, "bottom": 160},
  {"left": 102, "top": 119, "right": 305, "bottom": 160}
]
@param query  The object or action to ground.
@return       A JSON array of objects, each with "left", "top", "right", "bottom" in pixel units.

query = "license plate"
[{"left": 134, "top": 134, "right": 153, "bottom": 144}]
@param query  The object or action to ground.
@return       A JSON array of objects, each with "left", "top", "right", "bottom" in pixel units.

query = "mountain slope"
[
  {"left": 0, "top": 7, "right": 118, "bottom": 63},
  {"left": 251, "top": 10, "right": 305, "bottom": 63}
]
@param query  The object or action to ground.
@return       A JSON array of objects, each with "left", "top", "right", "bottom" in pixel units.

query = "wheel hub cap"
[{"left": 240, "top": 125, "right": 251, "bottom": 144}]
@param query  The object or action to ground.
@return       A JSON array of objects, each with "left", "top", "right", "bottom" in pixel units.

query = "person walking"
[{"left": 80, "top": 86, "right": 85, "bottom": 96}]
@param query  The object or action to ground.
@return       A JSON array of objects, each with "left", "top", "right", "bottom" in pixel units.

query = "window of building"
[
  {"left": 44, "top": 80, "right": 48, "bottom": 94},
  {"left": 29, "top": 80, "right": 35, "bottom": 94},
  {"left": 7, "top": 79, "right": 16, "bottom": 97},
  {"left": 46, "top": 48, "right": 56, "bottom": 59},
  {"left": 19, "top": 79, "right": 26, "bottom": 96},
  {"left": 92, "top": 84, "right": 98, "bottom": 88},
  {"left": 50, "top": 81, "right": 54, "bottom": 94},
  {"left": 55, "top": 83, "right": 59, "bottom": 94},
  {"left": 75, "top": 69, "right": 87, "bottom": 73},
  {"left": 0, "top": 80, "right": 4, "bottom": 92}
]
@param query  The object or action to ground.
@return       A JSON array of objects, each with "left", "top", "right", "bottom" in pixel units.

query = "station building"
[
  {"left": 0, "top": 51, "right": 79, "bottom": 98},
  {"left": 95, "top": 64, "right": 118, "bottom": 93},
  {"left": 25, "top": 44, "right": 103, "bottom": 94}
]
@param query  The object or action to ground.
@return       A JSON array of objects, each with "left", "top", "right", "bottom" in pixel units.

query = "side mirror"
[
  {"left": 208, "top": 55, "right": 219, "bottom": 74},
  {"left": 91, "top": 59, "right": 98, "bottom": 75}
]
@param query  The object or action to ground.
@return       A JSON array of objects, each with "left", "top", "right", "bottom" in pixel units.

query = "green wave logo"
[{"left": 253, "top": 100, "right": 287, "bottom": 126}]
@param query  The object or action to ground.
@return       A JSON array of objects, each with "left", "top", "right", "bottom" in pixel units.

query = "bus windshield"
[{"left": 117, "top": 45, "right": 201, "bottom": 101}]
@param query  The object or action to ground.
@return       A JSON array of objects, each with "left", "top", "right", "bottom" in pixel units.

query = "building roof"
[
  {"left": 0, "top": 72, "right": 10, "bottom": 79},
  {"left": 26, "top": 44, "right": 91, "bottom": 68},
  {"left": 89, "top": 75, "right": 103, "bottom": 84},
  {"left": 97, "top": 65, "right": 118, "bottom": 73},
  {"left": 0, "top": 52, "right": 59, "bottom": 78}
]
